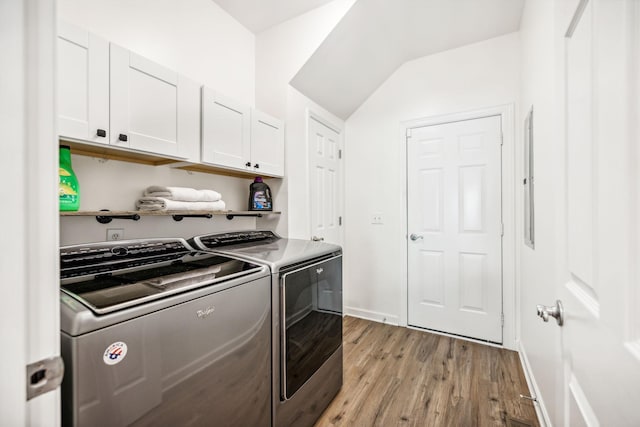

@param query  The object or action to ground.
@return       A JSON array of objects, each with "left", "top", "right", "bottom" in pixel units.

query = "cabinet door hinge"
[
  {"left": 501, "top": 313, "right": 505, "bottom": 327},
  {"left": 338, "top": 149, "right": 342, "bottom": 159},
  {"left": 500, "top": 132, "right": 504, "bottom": 146},
  {"left": 339, "top": 216, "right": 342, "bottom": 226},
  {"left": 501, "top": 222, "right": 504, "bottom": 236}
]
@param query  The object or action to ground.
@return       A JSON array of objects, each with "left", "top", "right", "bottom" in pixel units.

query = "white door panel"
[
  {"left": 554, "top": 1, "right": 640, "bottom": 425},
  {"left": 201, "top": 88, "right": 251, "bottom": 170},
  {"left": 57, "top": 21, "right": 108, "bottom": 143},
  {"left": 309, "top": 116, "right": 341, "bottom": 245},
  {"left": 2, "top": 2, "right": 59, "bottom": 423},
  {"left": 407, "top": 115, "right": 502, "bottom": 343},
  {"left": 251, "top": 110, "right": 284, "bottom": 177},
  {"left": 110, "top": 45, "right": 190, "bottom": 158}
]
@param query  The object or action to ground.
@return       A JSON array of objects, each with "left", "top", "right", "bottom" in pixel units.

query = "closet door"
[
  {"left": 57, "top": 21, "right": 108, "bottom": 143},
  {"left": 110, "top": 44, "right": 198, "bottom": 159}
]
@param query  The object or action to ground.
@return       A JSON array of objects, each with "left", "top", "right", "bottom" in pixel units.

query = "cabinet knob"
[
  {"left": 245, "top": 162, "right": 252, "bottom": 167},
  {"left": 96, "top": 129, "right": 106, "bottom": 138},
  {"left": 254, "top": 163, "right": 260, "bottom": 169},
  {"left": 118, "top": 134, "right": 128, "bottom": 142}
]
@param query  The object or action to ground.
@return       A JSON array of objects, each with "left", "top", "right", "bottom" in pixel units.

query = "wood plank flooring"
[{"left": 315, "top": 316, "right": 539, "bottom": 427}]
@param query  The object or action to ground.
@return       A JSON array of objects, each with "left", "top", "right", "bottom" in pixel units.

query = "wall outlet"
[
  {"left": 107, "top": 228, "right": 124, "bottom": 241},
  {"left": 371, "top": 212, "right": 384, "bottom": 225}
]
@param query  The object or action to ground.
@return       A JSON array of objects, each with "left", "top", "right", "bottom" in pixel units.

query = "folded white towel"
[
  {"left": 136, "top": 197, "right": 226, "bottom": 212},
  {"left": 143, "top": 186, "right": 222, "bottom": 202}
]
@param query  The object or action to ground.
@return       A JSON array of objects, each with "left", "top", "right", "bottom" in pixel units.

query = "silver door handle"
[
  {"left": 536, "top": 300, "right": 564, "bottom": 326},
  {"left": 409, "top": 233, "right": 423, "bottom": 241},
  {"left": 311, "top": 236, "right": 324, "bottom": 242}
]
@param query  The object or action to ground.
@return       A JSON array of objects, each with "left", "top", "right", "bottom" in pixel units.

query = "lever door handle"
[
  {"left": 536, "top": 300, "right": 564, "bottom": 326},
  {"left": 311, "top": 236, "right": 324, "bottom": 242},
  {"left": 409, "top": 233, "right": 423, "bottom": 241}
]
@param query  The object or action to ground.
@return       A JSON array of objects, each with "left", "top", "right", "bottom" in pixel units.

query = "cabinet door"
[
  {"left": 251, "top": 109, "right": 284, "bottom": 177},
  {"left": 57, "top": 21, "right": 109, "bottom": 143},
  {"left": 201, "top": 88, "right": 251, "bottom": 170},
  {"left": 110, "top": 44, "right": 197, "bottom": 159}
]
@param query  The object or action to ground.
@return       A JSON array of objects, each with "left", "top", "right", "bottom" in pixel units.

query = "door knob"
[
  {"left": 536, "top": 300, "right": 564, "bottom": 326},
  {"left": 311, "top": 236, "right": 324, "bottom": 242},
  {"left": 409, "top": 233, "right": 423, "bottom": 241}
]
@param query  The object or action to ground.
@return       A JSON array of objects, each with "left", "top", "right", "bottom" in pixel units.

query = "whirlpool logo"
[{"left": 196, "top": 306, "right": 215, "bottom": 319}]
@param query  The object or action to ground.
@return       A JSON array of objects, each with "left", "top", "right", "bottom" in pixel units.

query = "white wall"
[
  {"left": 255, "top": 0, "right": 355, "bottom": 239},
  {"left": 517, "top": 1, "right": 561, "bottom": 425},
  {"left": 343, "top": 33, "right": 520, "bottom": 324},
  {"left": 57, "top": 0, "right": 263, "bottom": 244}
]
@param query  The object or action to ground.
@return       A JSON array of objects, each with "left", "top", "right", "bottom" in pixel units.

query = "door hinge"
[
  {"left": 26, "top": 356, "right": 64, "bottom": 401},
  {"left": 501, "top": 313, "right": 505, "bottom": 327},
  {"left": 501, "top": 222, "right": 504, "bottom": 236},
  {"left": 338, "top": 149, "right": 342, "bottom": 159},
  {"left": 500, "top": 132, "right": 504, "bottom": 146},
  {"left": 339, "top": 216, "right": 342, "bottom": 226},
  {"left": 406, "top": 128, "right": 412, "bottom": 138}
]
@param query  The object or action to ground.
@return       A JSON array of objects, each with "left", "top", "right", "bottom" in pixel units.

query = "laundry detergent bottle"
[
  {"left": 59, "top": 145, "right": 80, "bottom": 211},
  {"left": 248, "top": 177, "right": 272, "bottom": 211}
]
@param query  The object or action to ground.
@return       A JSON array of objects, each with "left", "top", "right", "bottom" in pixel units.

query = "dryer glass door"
[{"left": 280, "top": 255, "right": 342, "bottom": 399}]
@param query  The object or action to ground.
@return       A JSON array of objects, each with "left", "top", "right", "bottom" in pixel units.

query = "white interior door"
[
  {"left": 308, "top": 116, "right": 342, "bottom": 245},
  {"left": 407, "top": 115, "right": 502, "bottom": 343},
  {"left": 1, "top": 1, "right": 60, "bottom": 424},
  {"left": 553, "top": 1, "right": 640, "bottom": 425}
]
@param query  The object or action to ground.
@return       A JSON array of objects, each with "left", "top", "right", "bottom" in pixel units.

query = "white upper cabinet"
[
  {"left": 201, "top": 88, "right": 251, "bottom": 170},
  {"left": 110, "top": 44, "right": 199, "bottom": 160},
  {"left": 201, "top": 87, "right": 285, "bottom": 177},
  {"left": 57, "top": 21, "right": 109, "bottom": 143},
  {"left": 250, "top": 109, "right": 284, "bottom": 177}
]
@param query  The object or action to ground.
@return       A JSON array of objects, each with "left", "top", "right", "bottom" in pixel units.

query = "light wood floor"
[{"left": 315, "top": 316, "right": 539, "bottom": 427}]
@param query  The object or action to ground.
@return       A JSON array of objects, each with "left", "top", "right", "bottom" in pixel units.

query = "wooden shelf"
[
  {"left": 61, "top": 210, "right": 281, "bottom": 223},
  {"left": 171, "top": 162, "right": 282, "bottom": 179},
  {"left": 61, "top": 139, "right": 180, "bottom": 167},
  {"left": 61, "top": 139, "right": 283, "bottom": 179}
]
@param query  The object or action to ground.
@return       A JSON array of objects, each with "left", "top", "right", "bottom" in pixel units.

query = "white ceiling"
[
  {"left": 290, "top": 0, "right": 525, "bottom": 119},
  {"left": 212, "top": 0, "right": 336, "bottom": 33}
]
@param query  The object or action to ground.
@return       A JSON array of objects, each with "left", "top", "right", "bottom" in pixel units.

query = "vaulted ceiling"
[
  {"left": 213, "top": 0, "right": 525, "bottom": 120},
  {"left": 290, "top": 0, "right": 525, "bottom": 119},
  {"left": 212, "top": 0, "right": 336, "bottom": 33}
]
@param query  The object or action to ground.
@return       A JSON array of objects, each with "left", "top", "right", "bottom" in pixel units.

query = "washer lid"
[
  {"left": 60, "top": 239, "right": 262, "bottom": 314},
  {"left": 190, "top": 232, "right": 342, "bottom": 271}
]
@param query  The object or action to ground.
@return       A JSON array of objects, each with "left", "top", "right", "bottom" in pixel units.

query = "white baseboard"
[
  {"left": 344, "top": 306, "right": 400, "bottom": 325},
  {"left": 517, "top": 340, "right": 552, "bottom": 427}
]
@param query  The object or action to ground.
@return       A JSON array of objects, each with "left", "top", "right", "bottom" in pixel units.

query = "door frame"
[
  {"left": 398, "top": 104, "right": 516, "bottom": 350},
  {"left": 1, "top": 0, "right": 60, "bottom": 424},
  {"left": 305, "top": 108, "right": 345, "bottom": 248}
]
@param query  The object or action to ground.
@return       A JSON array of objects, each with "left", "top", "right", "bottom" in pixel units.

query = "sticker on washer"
[{"left": 103, "top": 342, "right": 128, "bottom": 365}]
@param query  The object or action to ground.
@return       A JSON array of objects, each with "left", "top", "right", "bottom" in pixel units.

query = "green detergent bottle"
[{"left": 59, "top": 145, "right": 80, "bottom": 211}]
